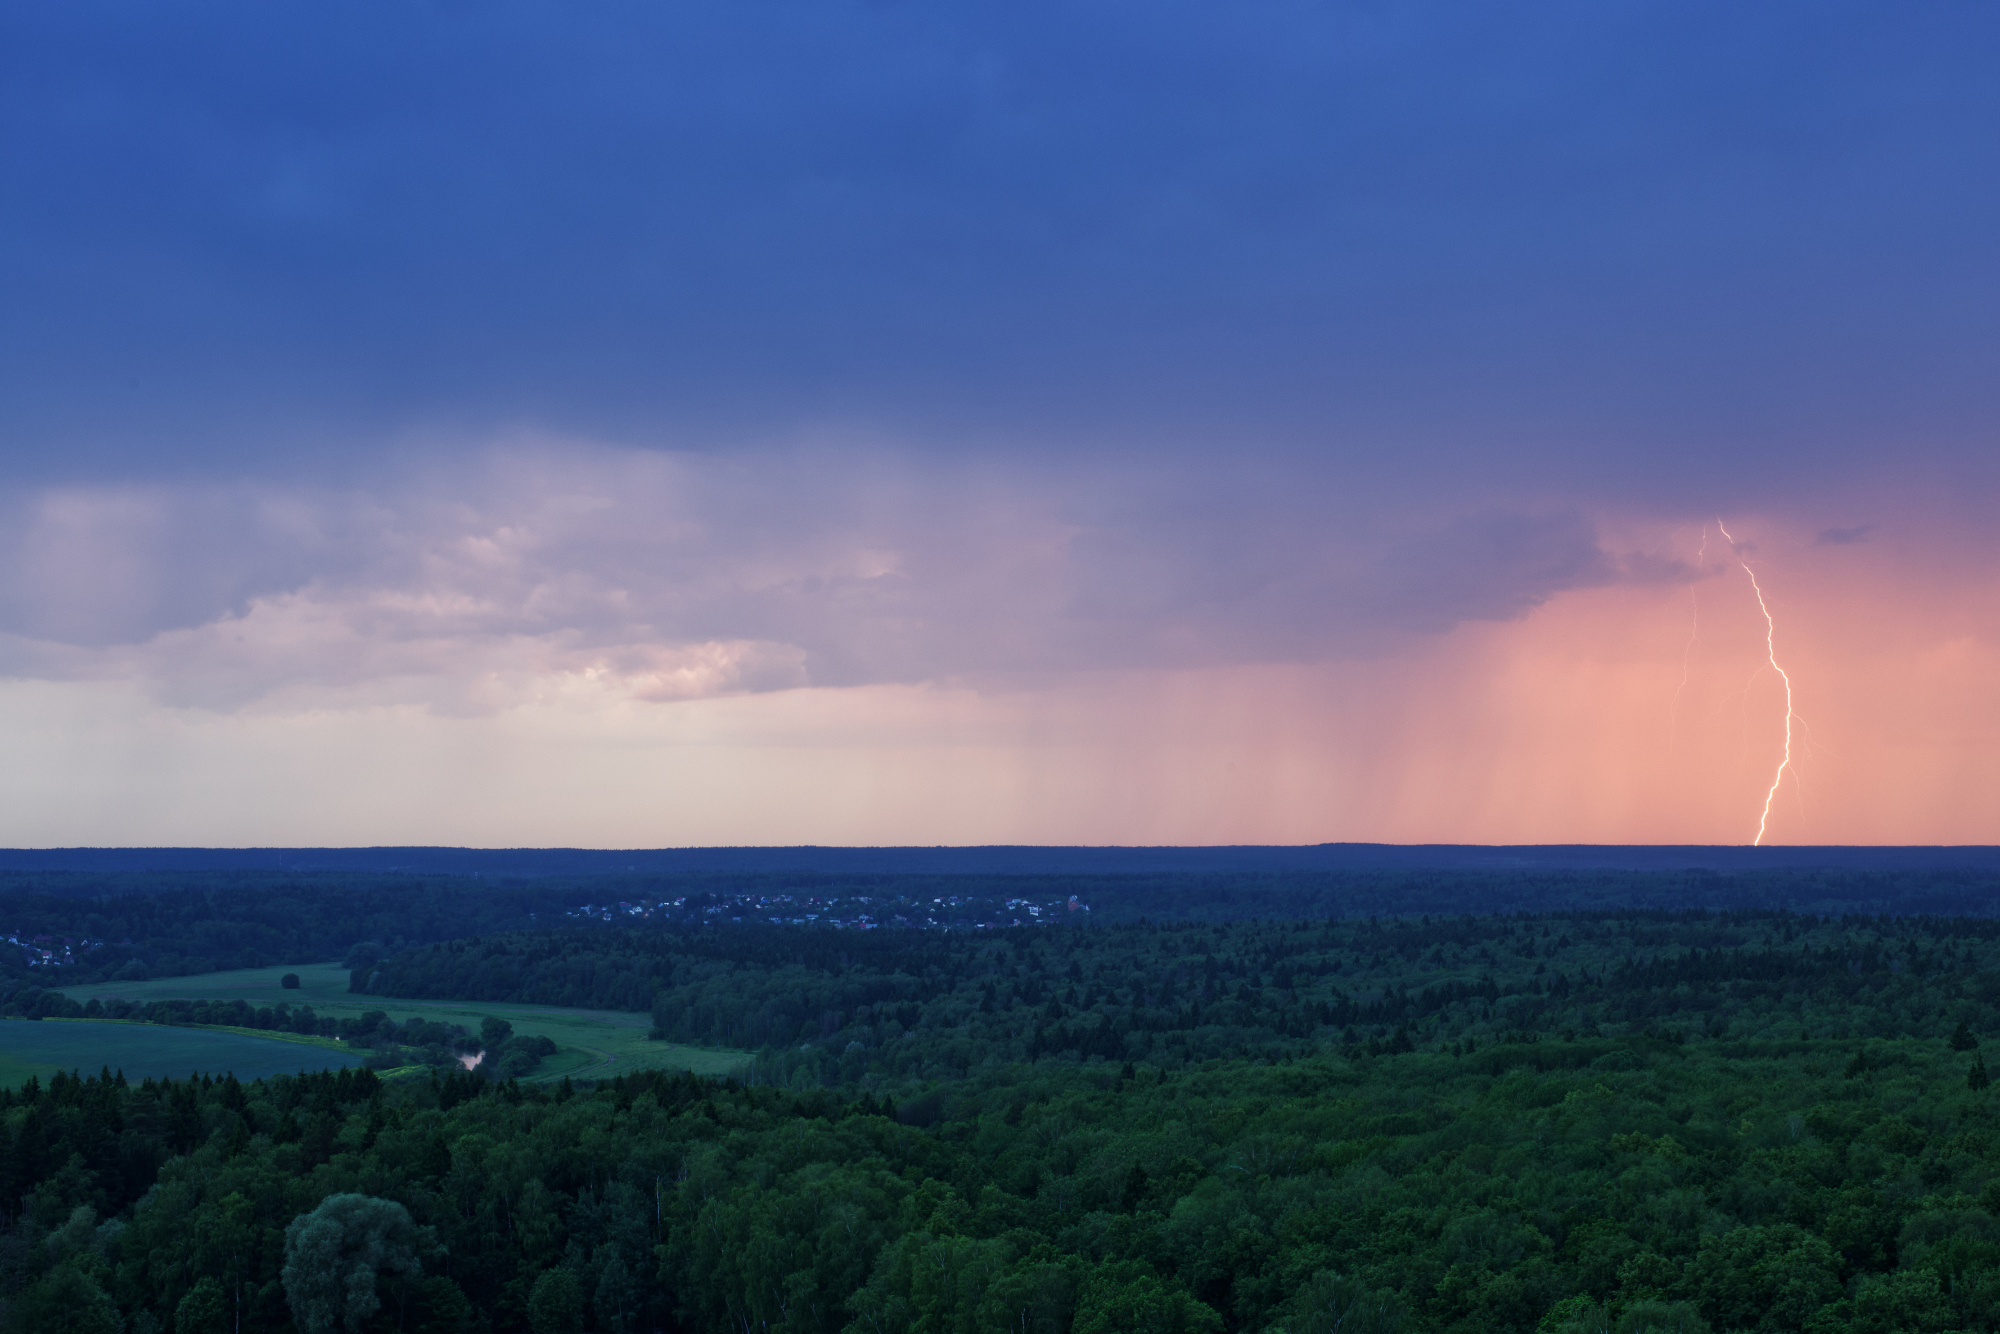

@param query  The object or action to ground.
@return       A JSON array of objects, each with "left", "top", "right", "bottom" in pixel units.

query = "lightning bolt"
[{"left": 1717, "top": 521, "right": 1795, "bottom": 846}]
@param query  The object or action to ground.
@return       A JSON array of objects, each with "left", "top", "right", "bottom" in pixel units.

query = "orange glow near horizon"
[
  {"left": 1288, "top": 518, "right": 2000, "bottom": 846},
  {"left": 0, "top": 518, "right": 1992, "bottom": 848},
  {"left": 967, "top": 516, "right": 2000, "bottom": 847}
]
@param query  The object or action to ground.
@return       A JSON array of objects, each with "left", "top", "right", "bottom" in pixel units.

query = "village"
[
  {"left": 562, "top": 890, "right": 1090, "bottom": 933},
  {"left": 6, "top": 931, "right": 111, "bottom": 967}
]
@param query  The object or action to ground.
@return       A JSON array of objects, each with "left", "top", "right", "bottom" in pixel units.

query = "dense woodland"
[
  {"left": 0, "top": 874, "right": 583, "bottom": 987},
  {"left": 1057, "top": 869, "right": 2000, "bottom": 923},
  {"left": 360, "top": 909, "right": 2000, "bottom": 1089},
  {"left": 6, "top": 880, "right": 2000, "bottom": 1332},
  {"left": 10, "top": 866, "right": 1999, "bottom": 989}
]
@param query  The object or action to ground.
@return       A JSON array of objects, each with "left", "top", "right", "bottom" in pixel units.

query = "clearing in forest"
[{"left": 56, "top": 962, "right": 746, "bottom": 1084}]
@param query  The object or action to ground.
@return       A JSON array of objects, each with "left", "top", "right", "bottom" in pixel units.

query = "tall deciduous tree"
[{"left": 282, "top": 1194, "right": 434, "bottom": 1334}]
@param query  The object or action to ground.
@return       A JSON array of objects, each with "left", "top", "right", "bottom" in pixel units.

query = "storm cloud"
[
  {"left": 4, "top": 1, "right": 1997, "bottom": 495},
  {"left": 0, "top": 445, "right": 1652, "bottom": 711},
  {"left": 1, "top": 1, "right": 1995, "bottom": 842}
]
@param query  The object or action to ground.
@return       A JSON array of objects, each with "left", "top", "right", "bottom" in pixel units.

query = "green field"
[
  {"left": 0, "top": 1017, "right": 359, "bottom": 1089},
  {"left": 58, "top": 963, "right": 747, "bottom": 1084}
]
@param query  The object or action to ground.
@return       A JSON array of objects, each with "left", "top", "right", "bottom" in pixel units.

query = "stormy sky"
[{"left": 3, "top": 0, "right": 1996, "bottom": 846}]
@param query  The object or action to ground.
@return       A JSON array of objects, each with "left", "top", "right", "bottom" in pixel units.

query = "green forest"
[
  {"left": 0, "top": 872, "right": 581, "bottom": 988},
  {"left": 10, "top": 865, "right": 1994, "bottom": 991},
  {"left": 5, "top": 875, "right": 2000, "bottom": 1334}
]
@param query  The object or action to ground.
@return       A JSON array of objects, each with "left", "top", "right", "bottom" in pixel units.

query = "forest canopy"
[{"left": 4, "top": 876, "right": 2000, "bottom": 1334}]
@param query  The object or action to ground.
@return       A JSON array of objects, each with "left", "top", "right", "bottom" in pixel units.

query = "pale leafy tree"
[{"left": 281, "top": 1194, "right": 435, "bottom": 1334}]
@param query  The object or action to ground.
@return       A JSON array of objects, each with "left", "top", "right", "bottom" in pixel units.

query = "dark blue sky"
[{"left": 6, "top": 0, "right": 1997, "bottom": 503}]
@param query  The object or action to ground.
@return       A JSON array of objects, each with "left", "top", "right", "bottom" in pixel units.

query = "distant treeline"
[
  {"left": 8, "top": 865, "right": 1999, "bottom": 991},
  {"left": 1065, "top": 867, "right": 2000, "bottom": 922},
  {"left": 353, "top": 908, "right": 2000, "bottom": 1093},
  {"left": 0, "top": 872, "right": 591, "bottom": 986},
  {"left": 106, "top": 996, "right": 341, "bottom": 1036},
  {"left": 8, "top": 842, "right": 1998, "bottom": 876},
  {"left": 8, "top": 991, "right": 415, "bottom": 1042}
]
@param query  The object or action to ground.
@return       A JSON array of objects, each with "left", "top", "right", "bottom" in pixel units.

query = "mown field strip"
[
  {"left": 0, "top": 1017, "right": 358, "bottom": 1088},
  {"left": 63, "top": 962, "right": 747, "bottom": 1081}
]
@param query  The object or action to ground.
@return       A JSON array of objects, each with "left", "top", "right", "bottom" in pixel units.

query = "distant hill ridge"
[{"left": 0, "top": 843, "right": 1996, "bottom": 875}]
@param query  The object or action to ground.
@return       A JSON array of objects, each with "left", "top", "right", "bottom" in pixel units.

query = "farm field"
[
  {"left": 0, "top": 1017, "right": 358, "bottom": 1089},
  {"left": 62, "top": 962, "right": 747, "bottom": 1083}
]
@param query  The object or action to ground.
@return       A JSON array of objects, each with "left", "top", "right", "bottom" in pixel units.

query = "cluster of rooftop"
[{"left": 562, "top": 891, "right": 1090, "bottom": 932}]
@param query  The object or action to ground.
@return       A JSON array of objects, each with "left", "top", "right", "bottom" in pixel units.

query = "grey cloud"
[
  {"left": 1050, "top": 498, "right": 1621, "bottom": 667},
  {"left": 0, "top": 444, "right": 1640, "bottom": 709},
  {"left": 0, "top": 485, "right": 389, "bottom": 647},
  {"left": 1347, "top": 511, "right": 1618, "bottom": 636},
  {"left": 1815, "top": 525, "right": 1874, "bottom": 546}
]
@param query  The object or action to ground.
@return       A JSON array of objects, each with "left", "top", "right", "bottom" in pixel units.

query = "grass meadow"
[
  {"left": 0, "top": 1017, "right": 359, "bottom": 1089},
  {"left": 45, "top": 962, "right": 747, "bottom": 1086}
]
